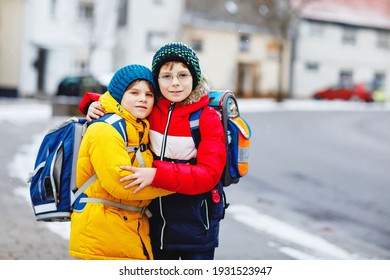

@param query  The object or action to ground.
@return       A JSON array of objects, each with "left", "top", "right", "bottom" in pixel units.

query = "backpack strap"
[
  {"left": 92, "top": 113, "right": 147, "bottom": 167},
  {"left": 78, "top": 197, "right": 152, "bottom": 218},
  {"left": 189, "top": 108, "right": 203, "bottom": 149},
  {"left": 98, "top": 113, "right": 128, "bottom": 143},
  {"left": 72, "top": 114, "right": 150, "bottom": 213}
]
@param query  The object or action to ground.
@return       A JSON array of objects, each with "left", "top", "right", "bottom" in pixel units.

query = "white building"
[
  {"left": 14, "top": 0, "right": 284, "bottom": 98},
  {"left": 292, "top": 0, "right": 390, "bottom": 99},
  {"left": 17, "top": 0, "right": 183, "bottom": 97}
]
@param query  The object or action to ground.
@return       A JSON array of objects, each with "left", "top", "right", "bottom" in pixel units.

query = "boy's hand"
[
  {"left": 120, "top": 166, "right": 156, "bottom": 193},
  {"left": 87, "top": 101, "right": 105, "bottom": 122}
]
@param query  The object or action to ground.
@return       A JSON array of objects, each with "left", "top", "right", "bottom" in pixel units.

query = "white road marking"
[{"left": 227, "top": 204, "right": 357, "bottom": 259}]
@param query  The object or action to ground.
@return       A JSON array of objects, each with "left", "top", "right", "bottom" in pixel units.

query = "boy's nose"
[
  {"left": 139, "top": 93, "right": 147, "bottom": 101},
  {"left": 171, "top": 75, "right": 180, "bottom": 84}
]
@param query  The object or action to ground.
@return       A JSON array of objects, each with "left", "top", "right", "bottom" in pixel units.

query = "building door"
[
  {"left": 34, "top": 48, "right": 47, "bottom": 93},
  {"left": 237, "top": 63, "right": 256, "bottom": 97}
]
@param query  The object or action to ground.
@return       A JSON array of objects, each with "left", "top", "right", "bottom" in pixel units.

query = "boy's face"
[
  {"left": 121, "top": 80, "right": 154, "bottom": 119},
  {"left": 158, "top": 62, "right": 193, "bottom": 103}
]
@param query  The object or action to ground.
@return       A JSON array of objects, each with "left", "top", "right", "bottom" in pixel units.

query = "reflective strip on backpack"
[
  {"left": 27, "top": 161, "right": 46, "bottom": 183},
  {"left": 34, "top": 202, "right": 57, "bottom": 214},
  {"left": 189, "top": 118, "right": 200, "bottom": 129},
  {"left": 104, "top": 114, "right": 128, "bottom": 143},
  {"left": 104, "top": 113, "right": 122, "bottom": 125}
]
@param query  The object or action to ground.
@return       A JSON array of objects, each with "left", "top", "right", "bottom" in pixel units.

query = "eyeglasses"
[{"left": 158, "top": 73, "right": 192, "bottom": 82}]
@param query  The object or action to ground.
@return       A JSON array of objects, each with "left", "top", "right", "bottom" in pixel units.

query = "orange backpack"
[{"left": 190, "top": 90, "right": 251, "bottom": 186}]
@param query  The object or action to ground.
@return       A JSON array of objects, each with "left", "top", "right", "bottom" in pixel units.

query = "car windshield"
[
  {"left": 82, "top": 77, "right": 100, "bottom": 86},
  {"left": 62, "top": 77, "right": 81, "bottom": 85}
]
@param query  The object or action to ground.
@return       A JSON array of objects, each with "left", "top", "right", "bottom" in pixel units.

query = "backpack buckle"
[{"left": 139, "top": 144, "right": 148, "bottom": 152}]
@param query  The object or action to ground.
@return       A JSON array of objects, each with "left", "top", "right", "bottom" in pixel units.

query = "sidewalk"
[{"left": 0, "top": 114, "right": 72, "bottom": 260}]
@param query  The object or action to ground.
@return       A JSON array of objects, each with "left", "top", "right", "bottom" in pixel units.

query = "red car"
[{"left": 313, "top": 83, "right": 373, "bottom": 102}]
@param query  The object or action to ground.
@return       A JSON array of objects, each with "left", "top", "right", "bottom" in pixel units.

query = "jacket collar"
[{"left": 99, "top": 91, "right": 150, "bottom": 132}]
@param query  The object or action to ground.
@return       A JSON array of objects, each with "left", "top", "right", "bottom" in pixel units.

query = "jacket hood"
[
  {"left": 99, "top": 91, "right": 150, "bottom": 139},
  {"left": 100, "top": 91, "right": 140, "bottom": 122},
  {"left": 180, "top": 74, "right": 210, "bottom": 106}
]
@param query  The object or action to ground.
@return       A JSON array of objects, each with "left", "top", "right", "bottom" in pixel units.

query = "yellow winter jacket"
[{"left": 69, "top": 92, "right": 173, "bottom": 260}]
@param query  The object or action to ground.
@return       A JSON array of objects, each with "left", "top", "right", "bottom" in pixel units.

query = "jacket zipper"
[{"left": 159, "top": 102, "right": 175, "bottom": 250}]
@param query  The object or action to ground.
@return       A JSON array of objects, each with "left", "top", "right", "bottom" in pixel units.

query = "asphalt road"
[{"left": 217, "top": 111, "right": 390, "bottom": 259}]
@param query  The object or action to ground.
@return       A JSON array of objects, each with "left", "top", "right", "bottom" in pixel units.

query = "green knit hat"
[
  {"left": 108, "top": 64, "right": 156, "bottom": 103},
  {"left": 152, "top": 42, "right": 201, "bottom": 89}
]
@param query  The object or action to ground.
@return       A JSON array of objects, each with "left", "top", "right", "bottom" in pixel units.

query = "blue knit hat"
[
  {"left": 108, "top": 64, "right": 156, "bottom": 103},
  {"left": 152, "top": 42, "right": 201, "bottom": 89}
]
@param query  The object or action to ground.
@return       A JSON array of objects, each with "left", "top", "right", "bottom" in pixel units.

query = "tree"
[{"left": 257, "top": 0, "right": 316, "bottom": 101}]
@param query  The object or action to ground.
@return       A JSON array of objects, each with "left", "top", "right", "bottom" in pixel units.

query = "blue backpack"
[
  {"left": 190, "top": 90, "right": 252, "bottom": 187},
  {"left": 27, "top": 114, "right": 144, "bottom": 222}
]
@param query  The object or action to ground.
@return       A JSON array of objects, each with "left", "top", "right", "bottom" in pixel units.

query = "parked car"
[
  {"left": 313, "top": 83, "right": 374, "bottom": 102},
  {"left": 56, "top": 75, "right": 107, "bottom": 97}
]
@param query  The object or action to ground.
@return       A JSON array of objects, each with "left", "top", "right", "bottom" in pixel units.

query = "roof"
[
  {"left": 183, "top": 0, "right": 390, "bottom": 34},
  {"left": 298, "top": 0, "right": 390, "bottom": 29},
  {"left": 183, "top": 0, "right": 273, "bottom": 33}
]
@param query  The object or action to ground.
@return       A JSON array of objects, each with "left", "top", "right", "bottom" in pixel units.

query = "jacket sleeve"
[
  {"left": 78, "top": 92, "right": 102, "bottom": 115},
  {"left": 86, "top": 123, "right": 173, "bottom": 200},
  {"left": 152, "top": 107, "right": 226, "bottom": 195}
]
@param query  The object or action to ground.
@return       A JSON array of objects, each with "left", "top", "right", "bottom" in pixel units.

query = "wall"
[
  {"left": 182, "top": 26, "right": 284, "bottom": 97},
  {"left": 0, "top": 0, "right": 23, "bottom": 97}
]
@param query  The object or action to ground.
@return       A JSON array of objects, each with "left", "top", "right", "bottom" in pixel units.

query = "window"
[
  {"left": 191, "top": 39, "right": 203, "bottom": 52},
  {"left": 305, "top": 62, "right": 319, "bottom": 73},
  {"left": 339, "top": 70, "right": 353, "bottom": 86},
  {"left": 373, "top": 72, "right": 385, "bottom": 89},
  {"left": 78, "top": 0, "right": 94, "bottom": 20},
  {"left": 75, "top": 60, "right": 87, "bottom": 72},
  {"left": 50, "top": 0, "right": 57, "bottom": 17},
  {"left": 342, "top": 27, "right": 356, "bottom": 45},
  {"left": 309, "top": 21, "right": 324, "bottom": 37},
  {"left": 146, "top": 31, "right": 168, "bottom": 51},
  {"left": 239, "top": 33, "right": 250, "bottom": 52},
  {"left": 117, "top": 0, "right": 128, "bottom": 27},
  {"left": 377, "top": 31, "right": 389, "bottom": 49}
]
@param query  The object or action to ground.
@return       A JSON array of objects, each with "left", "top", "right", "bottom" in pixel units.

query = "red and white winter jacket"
[{"left": 149, "top": 91, "right": 226, "bottom": 195}]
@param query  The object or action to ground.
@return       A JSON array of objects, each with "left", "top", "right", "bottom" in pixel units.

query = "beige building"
[
  {"left": 182, "top": 0, "right": 288, "bottom": 98},
  {"left": 0, "top": 0, "right": 23, "bottom": 97}
]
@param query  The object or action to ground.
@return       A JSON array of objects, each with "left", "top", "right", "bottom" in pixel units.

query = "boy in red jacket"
[{"left": 81, "top": 42, "right": 226, "bottom": 260}]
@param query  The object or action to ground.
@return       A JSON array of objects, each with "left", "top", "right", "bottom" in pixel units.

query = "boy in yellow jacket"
[{"left": 69, "top": 64, "right": 173, "bottom": 260}]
